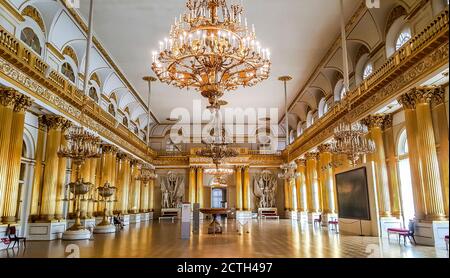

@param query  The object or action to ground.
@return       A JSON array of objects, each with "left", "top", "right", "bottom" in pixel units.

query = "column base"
[
  {"left": 62, "top": 229, "right": 91, "bottom": 240},
  {"left": 379, "top": 217, "right": 403, "bottom": 238},
  {"left": 308, "top": 212, "right": 321, "bottom": 224},
  {"left": 122, "top": 214, "right": 130, "bottom": 226},
  {"left": 415, "top": 220, "right": 449, "bottom": 248},
  {"left": 27, "top": 221, "right": 66, "bottom": 241},
  {"left": 284, "top": 210, "right": 298, "bottom": 220},
  {"left": 141, "top": 213, "right": 151, "bottom": 222},
  {"left": 1, "top": 216, "right": 17, "bottom": 224},
  {"left": 129, "top": 213, "right": 142, "bottom": 224},
  {"left": 297, "top": 211, "right": 308, "bottom": 223}
]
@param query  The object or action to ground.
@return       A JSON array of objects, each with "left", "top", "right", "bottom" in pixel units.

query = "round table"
[{"left": 199, "top": 208, "right": 230, "bottom": 234}]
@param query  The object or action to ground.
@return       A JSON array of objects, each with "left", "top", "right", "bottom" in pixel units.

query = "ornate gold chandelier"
[
  {"left": 151, "top": 0, "right": 271, "bottom": 106},
  {"left": 136, "top": 164, "right": 158, "bottom": 184},
  {"left": 196, "top": 107, "right": 238, "bottom": 166},
  {"left": 331, "top": 121, "right": 375, "bottom": 166}
]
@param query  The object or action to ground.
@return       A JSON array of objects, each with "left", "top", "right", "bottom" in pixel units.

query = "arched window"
[
  {"left": 61, "top": 62, "right": 75, "bottom": 83},
  {"left": 363, "top": 63, "right": 373, "bottom": 80},
  {"left": 108, "top": 103, "right": 116, "bottom": 117},
  {"left": 20, "top": 27, "right": 41, "bottom": 55},
  {"left": 89, "top": 87, "right": 98, "bottom": 103},
  {"left": 340, "top": 86, "right": 347, "bottom": 100},
  {"left": 395, "top": 29, "right": 412, "bottom": 50},
  {"left": 318, "top": 98, "right": 329, "bottom": 118},
  {"left": 306, "top": 111, "right": 314, "bottom": 128},
  {"left": 398, "top": 129, "right": 409, "bottom": 156},
  {"left": 289, "top": 130, "right": 295, "bottom": 144},
  {"left": 296, "top": 122, "right": 303, "bottom": 137},
  {"left": 122, "top": 116, "right": 129, "bottom": 127}
]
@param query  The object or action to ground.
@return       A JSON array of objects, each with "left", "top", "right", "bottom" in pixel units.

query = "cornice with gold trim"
[
  {"left": 0, "top": 0, "right": 25, "bottom": 23},
  {"left": 287, "top": 9, "right": 449, "bottom": 161}
]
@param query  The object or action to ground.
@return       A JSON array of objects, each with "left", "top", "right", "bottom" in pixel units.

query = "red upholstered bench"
[{"left": 387, "top": 221, "right": 416, "bottom": 246}]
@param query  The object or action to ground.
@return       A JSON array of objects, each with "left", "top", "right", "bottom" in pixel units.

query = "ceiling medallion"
[{"left": 151, "top": 0, "right": 271, "bottom": 107}]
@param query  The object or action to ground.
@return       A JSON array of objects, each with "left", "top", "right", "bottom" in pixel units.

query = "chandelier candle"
[{"left": 151, "top": 0, "right": 271, "bottom": 107}]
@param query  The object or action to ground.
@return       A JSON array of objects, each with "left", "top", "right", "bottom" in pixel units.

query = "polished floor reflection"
[{"left": 1, "top": 220, "right": 448, "bottom": 258}]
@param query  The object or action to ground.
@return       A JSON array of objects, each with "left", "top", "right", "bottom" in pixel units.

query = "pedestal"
[
  {"left": 141, "top": 213, "right": 150, "bottom": 222},
  {"left": 236, "top": 210, "right": 252, "bottom": 219},
  {"left": 415, "top": 220, "right": 449, "bottom": 248},
  {"left": 93, "top": 224, "right": 116, "bottom": 234},
  {"left": 67, "top": 218, "right": 96, "bottom": 231},
  {"left": 129, "top": 213, "right": 142, "bottom": 224},
  {"left": 27, "top": 221, "right": 66, "bottom": 241},
  {"left": 122, "top": 214, "right": 130, "bottom": 226},
  {"left": 62, "top": 229, "right": 91, "bottom": 240},
  {"left": 379, "top": 217, "right": 403, "bottom": 238}
]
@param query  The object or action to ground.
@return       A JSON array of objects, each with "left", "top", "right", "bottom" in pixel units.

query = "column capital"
[
  {"left": 0, "top": 87, "right": 17, "bottom": 107},
  {"left": 317, "top": 143, "right": 333, "bottom": 153},
  {"left": 295, "top": 158, "right": 306, "bottom": 166},
  {"left": 101, "top": 144, "right": 118, "bottom": 154},
  {"left": 361, "top": 114, "right": 390, "bottom": 129},
  {"left": 411, "top": 86, "right": 445, "bottom": 105},
  {"left": 305, "top": 152, "right": 319, "bottom": 160},
  {"left": 13, "top": 94, "right": 33, "bottom": 113},
  {"left": 130, "top": 158, "right": 141, "bottom": 166},
  {"left": 117, "top": 152, "right": 131, "bottom": 161},
  {"left": 42, "top": 115, "right": 71, "bottom": 130},
  {"left": 398, "top": 93, "right": 416, "bottom": 109}
]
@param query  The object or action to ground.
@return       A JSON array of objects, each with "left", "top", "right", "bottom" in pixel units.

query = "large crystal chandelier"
[
  {"left": 331, "top": 121, "right": 376, "bottom": 166},
  {"left": 151, "top": 0, "right": 271, "bottom": 106}
]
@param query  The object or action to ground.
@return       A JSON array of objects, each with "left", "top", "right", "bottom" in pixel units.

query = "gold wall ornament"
[
  {"left": 21, "top": 5, "right": 45, "bottom": 34},
  {"left": 151, "top": 0, "right": 271, "bottom": 105}
]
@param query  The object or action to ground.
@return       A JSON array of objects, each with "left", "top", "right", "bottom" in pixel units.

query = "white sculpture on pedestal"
[
  {"left": 253, "top": 170, "right": 277, "bottom": 208},
  {"left": 160, "top": 172, "right": 185, "bottom": 209}
]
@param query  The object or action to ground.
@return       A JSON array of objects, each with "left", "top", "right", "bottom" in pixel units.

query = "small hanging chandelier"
[{"left": 331, "top": 121, "right": 376, "bottom": 166}]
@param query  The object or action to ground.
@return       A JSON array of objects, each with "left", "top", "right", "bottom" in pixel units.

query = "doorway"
[
  {"left": 211, "top": 188, "right": 227, "bottom": 208},
  {"left": 397, "top": 129, "right": 415, "bottom": 227}
]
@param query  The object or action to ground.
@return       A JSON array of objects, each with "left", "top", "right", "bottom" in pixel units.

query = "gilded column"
[
  {"left": 362, "top": 114, "right": 392, "bottom": 217},
  {"left": 383, "top": 115, "right": 402, "bottom": 218},
  {"left": 411, "top": 87, "right": 446, "bottom": 221},
  {"left": 149, "top": 179, "right": 155, "bottom": 211},
  {"left": 189, "top": 166, "right": 197, "bottom": 204},
  {"left": 129, "top": 160, "right": 141, "bottom": 214},
  {"left": 305, "top": 152, "right": 320, "bottom": 213},
  {"left": 196, "top": 167, "right": 204, "bottom": 208},
  {"left": 0, "top": 88, "right": 16, "bottom": 220},
  {"left": 235, "top": 166, "right": 243, "bottom": 210},
  {"left": 2, "top": 94, "right": 32, "bottom": 223},
  {"left": 40, "top": 116, "right": 70, "bottom": 221},
  {"left": 318, "top": 144, "right": 337, "bottom": 215},
  {"left": 295, "top": 159, "right": 307, "bottom": 213},
  {"left": 242, "top": 166, "right": 251, "bottom": 211},
  {"left": 30, "top": 118, "right": 46, "bottom": 219},
  {"left": 398, "top": 94, "right": 427, "bottom": 220},
  {"left": 99, "top": 145, "right": 117, "bottom": 215},
  {"left": 116, "top": 153, "right": 131, "bottom": 214},
  {"left": 284, "top": 179, "right": 290, "bottom": 211},
  {"left": 55, "top": 124, "right": 71, "bottom": 220},
  {"left": 433, "top": 87, "right": 449, "bottom": 217}
]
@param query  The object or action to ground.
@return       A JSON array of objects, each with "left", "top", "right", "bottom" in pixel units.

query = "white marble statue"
[
  {"left": 160, "top": 172, "right": 185, "bottom": 209},
  {"left": 253, "top": 170, "right": 277, "bottom": 208}
]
